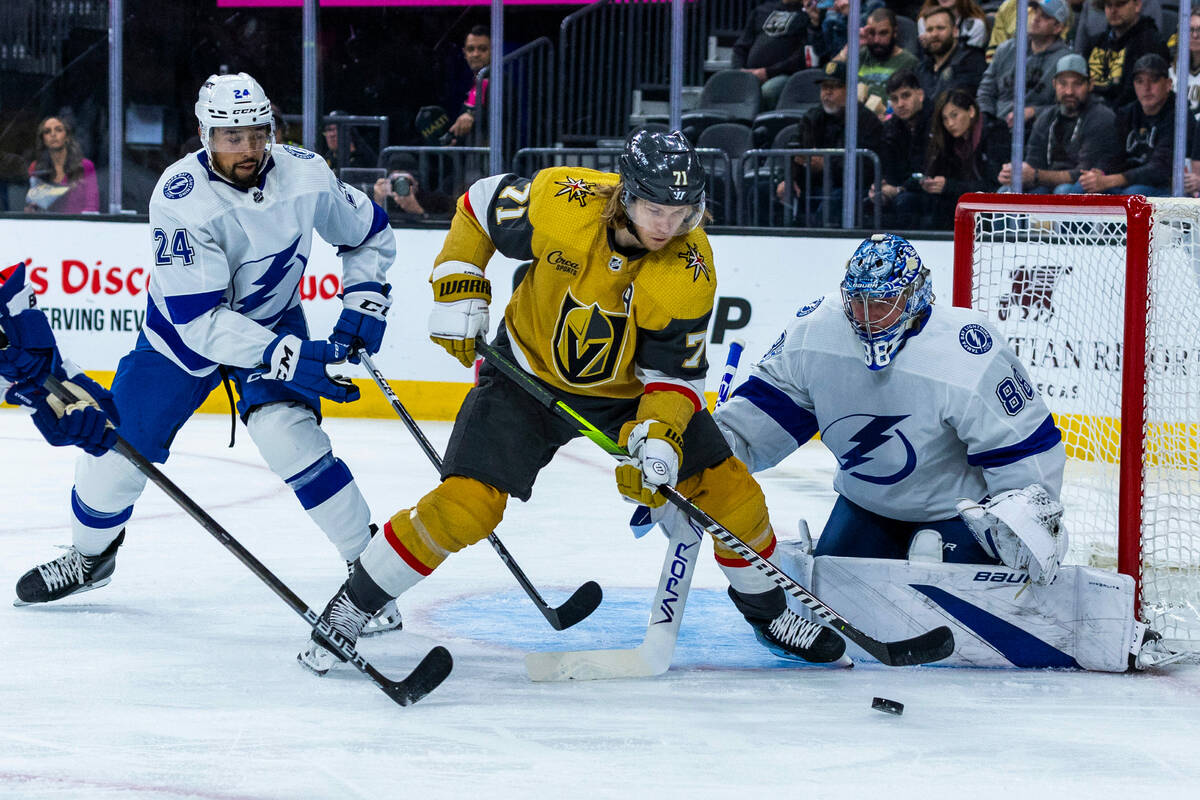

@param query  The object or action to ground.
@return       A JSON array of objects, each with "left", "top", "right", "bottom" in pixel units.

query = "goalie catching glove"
[
  {"left": 330, "top": 282, "right": 391, "bottom": 359},
  {"left": 957, "top": 484, "right": 1068, "bottom": 585},
  {"left": 260, "top": 334, "right": 359, "bottom": 403},
  {"left": 428, "top": 261, "right": 490, "bottom": 367},
  {"left": 615, "top": 419, "right": 684, "bottom": 508}
]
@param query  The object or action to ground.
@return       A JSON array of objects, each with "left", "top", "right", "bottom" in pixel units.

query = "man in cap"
[
  {"left": 1074, "top": 53, "right": 1197, "bottom": 194},
  {"left": 1083, "top": 0, "right": 1169, "bottom": 108},
  {"left": 998, "top": 52, "right": 1120, "bottom": 192},
  {"left": 779, "top": 60, "right": 885, "bottom": 226},
  {"left": 979, "top": 0, "right": 1072, "bottom": 137}
]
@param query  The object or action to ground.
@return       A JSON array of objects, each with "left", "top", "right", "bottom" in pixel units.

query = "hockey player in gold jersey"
[{"left": 298, "top": 129, "right": 847, "bottom": 675}]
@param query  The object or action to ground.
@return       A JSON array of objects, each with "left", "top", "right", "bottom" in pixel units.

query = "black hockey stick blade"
[
  {"left": 542, "top": 580, "right": 604, "bottom": 630},
  {"left": 378, "top": 646, "right": 454, "bottom": 706},
  {"left": 842, "top": 624, "right": 955, "bottom": 667}
]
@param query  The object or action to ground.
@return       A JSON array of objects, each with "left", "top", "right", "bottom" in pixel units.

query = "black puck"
[{"left": 871, "top": 697, "right": 904, "bottom": 716}]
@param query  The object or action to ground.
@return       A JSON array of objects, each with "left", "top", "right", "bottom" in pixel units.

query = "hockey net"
[{"left": 954, "top": 194, "right": 1200, "bottom": 651}]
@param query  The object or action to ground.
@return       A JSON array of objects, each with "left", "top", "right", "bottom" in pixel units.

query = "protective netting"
[{"left": 966, "top": 198, "right": 1200, "bottom": 650}]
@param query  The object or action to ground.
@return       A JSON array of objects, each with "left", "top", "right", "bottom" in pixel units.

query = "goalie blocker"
[{"left": 777, "top": 541, "right": 1147, "bottom": 672}]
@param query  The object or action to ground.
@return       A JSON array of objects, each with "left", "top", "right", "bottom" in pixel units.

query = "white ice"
[{"left": 2, "top": 409, "right": 1198, "bottom": 800}]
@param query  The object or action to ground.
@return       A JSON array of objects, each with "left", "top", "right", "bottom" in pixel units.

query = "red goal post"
[{"left": 953, "top": 193, "right": 1200, "bottom": 650}]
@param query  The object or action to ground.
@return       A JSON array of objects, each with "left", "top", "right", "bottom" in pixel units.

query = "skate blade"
[
  {"left": 360, "top": 612, "right": 403, "bottom": 638},
  {"left": 296, "top": 647, "right": 338, "bottom": 677},
  {"left": 12, "top": 576, "right": 112, "bottom": 607}
]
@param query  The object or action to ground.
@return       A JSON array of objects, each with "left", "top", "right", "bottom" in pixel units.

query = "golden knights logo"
[
  {"left": 553, "top": 176, "right": 596, "bottom": 207},
  {"left": 552, "top": 290, "right": 629, "bottom": 385},
  {"left": 998, "top": 264, "right": 1072, "bottom": 322},
  {"left": 677, "top": 242, "right": 710, "bottom": 282}
]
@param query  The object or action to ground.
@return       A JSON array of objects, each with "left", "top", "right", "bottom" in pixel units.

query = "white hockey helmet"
[{"left": 195, "top": 72, "right": 274, "bottom": 161}]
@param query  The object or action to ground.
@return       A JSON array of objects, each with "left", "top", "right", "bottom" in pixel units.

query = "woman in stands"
[
  {"left": 24, "top": 116, "right": 99, "bottom": 214},
  {"left": 916, "top": 0, "right": 989, "bottom": 49},
  {"left": 895, "top": 88, "right": 1005, "bottom": 229}
]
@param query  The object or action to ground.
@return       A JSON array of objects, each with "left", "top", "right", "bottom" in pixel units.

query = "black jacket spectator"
[
  {"left": 788, "top": 100, "right": 886, "bottom": 186},
  {"left": 1112, "top": 91, "right": 1193, "bottom": 189},
  {"left": 1085, "top": 15, "right": 1169, "bottom": 108},
  {"left": 731, "top": 0, "right": 828, "bottom": 78},
  {"left": 881, "top": 104, "right": 934, "bottom": 187},
  {"left": 1026, "top": 94, "right": 1121, "bottom": 179},
  {"left": 917, "top": 40, "right": 987, "bottom": 105}
]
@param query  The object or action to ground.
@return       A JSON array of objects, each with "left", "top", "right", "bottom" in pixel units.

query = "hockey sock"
[
  {"left": 727, "top": 585, "right": 787, "bottom": 625},
  {"left": 346, "top": 557, "right": 395, "bottom": 617}
]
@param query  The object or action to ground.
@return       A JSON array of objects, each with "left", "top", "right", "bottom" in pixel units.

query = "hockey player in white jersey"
[
  {"left": 13, "top": 74, "right": 400, "bottom": 634},
  {"left": 715, "top": 233, "right": 1173, "bottom": 671},
  {"left": 1, "top": 262, "right": 118, "bottom": 456}
]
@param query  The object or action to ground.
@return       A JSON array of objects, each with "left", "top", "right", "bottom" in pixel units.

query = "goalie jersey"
[
  {"left": 144, "top": 145, "right": 393, "bottom": 376},
  {"left": 715, "top": 296, "right": 1066, "bottom": 521},
  {"left": 436, "top": 166, "right": 714, "bottom": 410}
]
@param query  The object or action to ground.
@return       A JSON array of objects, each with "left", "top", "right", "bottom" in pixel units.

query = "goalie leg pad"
[
  {"left": 248, "top": 402, "right": 372, "bottom": 561},
  {"left": 773, "top": 548, "right": 1138, "bottom": 672}
]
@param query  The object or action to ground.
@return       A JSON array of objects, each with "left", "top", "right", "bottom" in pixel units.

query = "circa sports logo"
[
  {"left": 162, "top": 173, "right": 194, "bottom": 199},
  {"left": 959, "top": 323, "right": 993, "bottom": 354},
  {"left": 281, "top": 144, "right": 315, "bottom": 159},
  {"left": 998, "top": 264, "right": 1072, "bottom": 322},
  {"left": 552, "top": 176, "right": 596, "bottom": 207},
  {"left": 796, "top": 297, "right": 823, "bottom": 317},
  {"left": 824, "top": 413, "right": 916, "bottom": 485}
]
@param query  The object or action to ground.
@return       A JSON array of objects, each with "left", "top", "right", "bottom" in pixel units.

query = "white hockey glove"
[
  {"left": 957, "top": 484, "right": 1069, "bottom": 585},
  {"left": 615, "top": 419, "right": 683, "bottom": 508},
  {"left": 428, "top": 261, "right": 491, "bottom": 367}
]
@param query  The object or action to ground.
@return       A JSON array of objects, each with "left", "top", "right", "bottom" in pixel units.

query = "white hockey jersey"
[
  {"left": 143, "top": 145, "right": 394, "bottom": 375},
  {"left": 715, "top": 296, "right": 1065, "bottom": 521}
]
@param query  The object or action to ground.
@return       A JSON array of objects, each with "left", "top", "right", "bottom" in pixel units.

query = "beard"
[
  {"left": 928, "top": 37, "right": 953, "bottom": 58},
  {"left": 867, "top": 41, "right": 892, "bottom": 60}
]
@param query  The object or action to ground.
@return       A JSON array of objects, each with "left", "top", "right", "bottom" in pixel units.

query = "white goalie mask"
[{"left": 194, "top": 72, "right": 274, "bottom": 169}]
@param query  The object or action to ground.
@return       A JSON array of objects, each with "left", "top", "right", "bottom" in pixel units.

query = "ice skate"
[
  {"left": 751, "top": 607, "right": 850, "bottom": 665},
  {"left": 14, "top": 531, "right": 125, "bottom": 606},
  {"left": 1131, "top": 625, "right": 1187, "bottom": 670},
  {"left": 347, "top": 559, "right": 402, "bottom": 637},
  {"left": 297, "top": 582, "right": 372, "bottom": 676}
]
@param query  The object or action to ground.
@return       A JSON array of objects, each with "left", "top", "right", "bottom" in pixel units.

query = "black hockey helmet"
[{"left": 618, "top": 128, "right": 706, "bottom": 207}]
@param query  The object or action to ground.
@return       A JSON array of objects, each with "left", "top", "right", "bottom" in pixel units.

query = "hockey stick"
[
  {"left": 475, "top": 340, "right": 955, "bottom": 667},
  {"left": 542, "top": 341, "right": 748, "bottom": 678},
  {"left": 357, "top": 351, "right": 602, "bottom": 630},
  {"left": 32, "top": 370, "right": 452, "bottom": 706},
  {"left": 526, "top": 512, "right": 703, "bottom": 681}
]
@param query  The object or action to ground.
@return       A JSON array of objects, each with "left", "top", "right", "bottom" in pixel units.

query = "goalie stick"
[
  {"left": 357, "top": 351, "right": 602, "bottom": 630},
  {"left": 28, "top": 368, "right": 452, "bottom": 707},
  {"left": 475, "top": 339, "right": 955, "bottom": 667}
]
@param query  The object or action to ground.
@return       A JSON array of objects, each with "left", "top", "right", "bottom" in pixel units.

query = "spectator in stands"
[
  {"left": 1169, "top": 10, "right": 1200, "bottom": 122},
  {"left": 822, "top": 0, "right": 852, "bottom": 61},
  {"left": 978, "top": 0, "right": 1071, "bottom": 135},
  {"left": 916, "top": 0, "right": 990, "bottom": 50},
  {"left": 837, "top": 7, "right": 920, "bottom": 119},
  {"left": 871, "top": 69, "right": 933, "bottom": 227},
  {"left": 986, "top": 0, "right": 1072, "bottom": 60},
  {"left": 901, "top": 88, "right": 1006, "bottom": 228},
  {"left": 446, "top": 25, "right": 491, "bottom": 144},
  {"left": 1083, "top": 0, "right": 1169, "bottom": 108},
  {"left": 916, "top": 7, "right": 988, "bottom": 103},
  {"left": 1074, "top": 0, "right": 1163, "bottom": 56},
  {"left": 371, "top": 170, "right": 454, "bottom": 224},
  {"left": 319, "top": 111, "right": 378, "bottom": 172},
  {"left": 778, "top": 60, "right": 885, "bottom": 225},
  {"left": 24, "top": 116, "right": 98, "bottom": 214},
  {"left": 731, "top": 0, "right": 826, "bottom": 109},
  {"left": 997, "top": 53, "right": 1120, "bottom": 192},
  {"left": 1063, "top": 54, "right": 1191, "bottom": 195}
]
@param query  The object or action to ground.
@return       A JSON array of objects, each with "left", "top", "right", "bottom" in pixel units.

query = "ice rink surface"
[{"left": 2, "top": 409, "right": 1199, "bottom": 799}]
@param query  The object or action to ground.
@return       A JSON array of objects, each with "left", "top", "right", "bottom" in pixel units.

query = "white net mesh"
[{"left": 966, "top": 197, "right": 1200, "bottom": 651}]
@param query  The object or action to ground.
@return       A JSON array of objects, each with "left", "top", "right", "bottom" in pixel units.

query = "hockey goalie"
[{"left": 714, "top": 233, "right": 1177, "bottom": 672}]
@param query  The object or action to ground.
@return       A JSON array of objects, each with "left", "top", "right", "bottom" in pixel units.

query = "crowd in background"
[{"left": 3, "top": 0, "right": 1199, "bottom": 231}]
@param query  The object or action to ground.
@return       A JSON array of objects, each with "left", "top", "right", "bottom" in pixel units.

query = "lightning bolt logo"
[
  {"left": 236, "top": 236, "right": 306, "bottom": 316},
  {"left": 828, "top": 414, "right": 917, "bottom": 485}
]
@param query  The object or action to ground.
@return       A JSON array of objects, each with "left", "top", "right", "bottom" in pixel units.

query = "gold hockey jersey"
[{"left": 434, "top": 166, "right": 714, "bottom": 413}]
